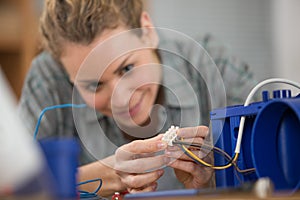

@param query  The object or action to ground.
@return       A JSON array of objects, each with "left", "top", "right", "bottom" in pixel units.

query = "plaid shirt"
[{"left": 18, "top": 33, "right": 256, "bottom": 190}]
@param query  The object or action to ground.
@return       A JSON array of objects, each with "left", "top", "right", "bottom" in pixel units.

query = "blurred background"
[
  {"left": 0, "top": 0, "right": 299, "bottom": 99},
  {"left": 0, "top": 0, "right": 42, "bottom": 98}
]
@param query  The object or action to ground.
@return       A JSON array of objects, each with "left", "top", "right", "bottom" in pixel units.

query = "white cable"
[{"left": 234, "top": 78, "right": 300, "bottom": 153}]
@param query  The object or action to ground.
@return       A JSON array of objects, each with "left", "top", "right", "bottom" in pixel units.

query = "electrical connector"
[{"left": 162, "top": 125, "right": 179, "bottom": 146}]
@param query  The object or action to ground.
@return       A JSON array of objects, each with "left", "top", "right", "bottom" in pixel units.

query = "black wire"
[
  {"left": 173, "top": 140, "right": 255, "bottom": 174},
  {"left": 173, "top": 140, "right": 235, "bottom": 167}
]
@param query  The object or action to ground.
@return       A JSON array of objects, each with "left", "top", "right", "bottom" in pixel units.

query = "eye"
[
  {"left": 85, "top": 81, "right": 102, "bottom": 92},
  {"left": 120, "top": 64, "right": 134, "bottom": 75}
]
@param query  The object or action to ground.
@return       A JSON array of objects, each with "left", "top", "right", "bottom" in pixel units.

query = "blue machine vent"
[{"left": 211, "top": 90, "right": 300, "bottom": 192}]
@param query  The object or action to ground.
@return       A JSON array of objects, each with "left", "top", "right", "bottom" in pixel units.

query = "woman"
[{"left": 19, "top": 0, "right": 255, "bottom": 197}]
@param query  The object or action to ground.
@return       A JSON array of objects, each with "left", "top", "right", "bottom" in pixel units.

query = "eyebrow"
[{"left": 77, "top": 54, "right": 133, "bottom": 83}]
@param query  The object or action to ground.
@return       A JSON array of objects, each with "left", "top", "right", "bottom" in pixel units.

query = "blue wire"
[
  {"left": 77, "top": 178, "right": 103, "bottom": 198},
  {"left": 33, "top": 103, "right": 86, "bottom": 139},
  {"left": 33, "top": 103, "right": 104, "bottom": 199}
]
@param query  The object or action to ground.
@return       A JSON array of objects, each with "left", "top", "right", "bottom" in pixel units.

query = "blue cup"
[{"left": 39, "top": 138, "right": 80, "bottom": 198}]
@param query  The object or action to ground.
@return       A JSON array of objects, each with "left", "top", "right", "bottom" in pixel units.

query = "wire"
[
  {"left": 77, "top": 178, "right": 102, "bottom": 198},
  {"left": 234, "top": 78, "right": 300, "bottom": 153},
  {"left": 175, "top": 78, "right": 300, "bottom": 170},
  {"left": 174, "top": 140, "right": 255, "bottom": 173},
  {"left": 33, "top": 104, "right": 86, "bottom": 139},
  {"left": 33, "top": 103, "right": 104, "bottom": 198},
  {"left": 174, "top": 139, "right": 238, "bottom": 170}
]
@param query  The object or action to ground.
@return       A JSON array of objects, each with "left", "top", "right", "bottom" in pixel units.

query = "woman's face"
[{"left": 61, "top": 26, "right": 162, "bottom": 128}]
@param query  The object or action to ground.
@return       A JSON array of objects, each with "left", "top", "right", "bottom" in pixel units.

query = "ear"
[{"left": 140, "top": 11, "right": 159, "bottom": 48}]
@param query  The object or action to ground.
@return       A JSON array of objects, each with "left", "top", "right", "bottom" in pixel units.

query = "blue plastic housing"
[
  {"left": 210, "top": 90, "right": 300, "bottom": 191},
  {"left": 39, "top": 138, "right": 80, "bottom": 198}
]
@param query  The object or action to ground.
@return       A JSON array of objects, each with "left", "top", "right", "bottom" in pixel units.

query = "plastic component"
[
  {"left": 39, "top": 138, "right": 80, "bottom": 198},
  {"left": 162, "top": 125, "right": 179, "bottom": 146},
  {"left": 211, "top": 90, "right": 300, "bottom": 192},
  {"left": 252, "top": 99, "right": 300, "bottom": 191}
]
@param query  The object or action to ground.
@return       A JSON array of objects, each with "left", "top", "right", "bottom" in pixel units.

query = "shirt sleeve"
[{"left": 18, "top": 52, "right": 75, "bottom": 139}]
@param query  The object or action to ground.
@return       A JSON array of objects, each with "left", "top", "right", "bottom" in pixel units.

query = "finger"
[
  {"left": 180, "top": 137, "right": 205, "bottom": 145},
  {"left": 168, "top": 159, "right": 213, "bottom": 177},
  {"left": 133, "top": 152, "right": 156, "bottom": 159},
  {"left": 116, "top": 135, "right": 166, "bottom": 160},
  {"left": 180, "top": 143, "right": 212, "bottom": 156},
  {"left": 116, "top": 154, "right": 168, "bottom": 173},
  {"left": 166, "top": 149, "right": 210, "bottom": 161},
  {"left": 166, "top": 145, "right": 180, "bottom": 151},
  {"left": 168, "top": 159, "right": 198, "bottom": 174},
  {"left": 165, "top": 150, "right": 193, "bottom": 161},
  {"left": 120, "top": 170, "right": 163, "bottom": 189},
  {"left": 169, "top": 160, "right": 213, "bottom": 188},
  {"left": 177, "top": 126, "right": 209, "bottom": 139},
  {"left": 167, "top": 142, "right": 209, "bottom": 153},
  {"left": 128, "top": 182, "right": 158, "bottom": 193}
]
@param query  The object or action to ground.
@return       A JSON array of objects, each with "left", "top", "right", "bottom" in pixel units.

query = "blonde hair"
[{"left": 40, "top": 0, "right": 143, "bottom": 59}]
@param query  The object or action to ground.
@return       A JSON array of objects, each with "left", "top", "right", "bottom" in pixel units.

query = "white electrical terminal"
[{"left": 162, "top": 125, "right": 179, "bottom": 146}]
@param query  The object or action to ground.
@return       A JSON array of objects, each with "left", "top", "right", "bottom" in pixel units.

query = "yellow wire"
[
  {"left": 181, "top": 144, "right": 239, "bottom": 170},
  {"left": 176, "top": 140, "right": 255, "bottom": 172}
]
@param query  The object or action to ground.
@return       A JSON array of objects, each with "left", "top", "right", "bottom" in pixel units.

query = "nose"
[{"left": 110, "top": 78, "right": 132, "bottom": 108}]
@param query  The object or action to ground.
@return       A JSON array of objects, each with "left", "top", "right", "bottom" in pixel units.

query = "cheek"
[
  {"left": 78, "top": 90, "right": 110, "bottom": 113},
  {"left": 130, "top": 70, "right": 160, "bottom": 89},
  {"left": 94, "top": 92, "right": 110, "bottom": 112},
  {"left": 131, "top": 83, "right": 158, "bottom": 105},
  {"left": 78, "top": 91, "right": 94, "bottom": 107},
  {"left": 136, "top": 83, "right": 157, "bottom": 93}
]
